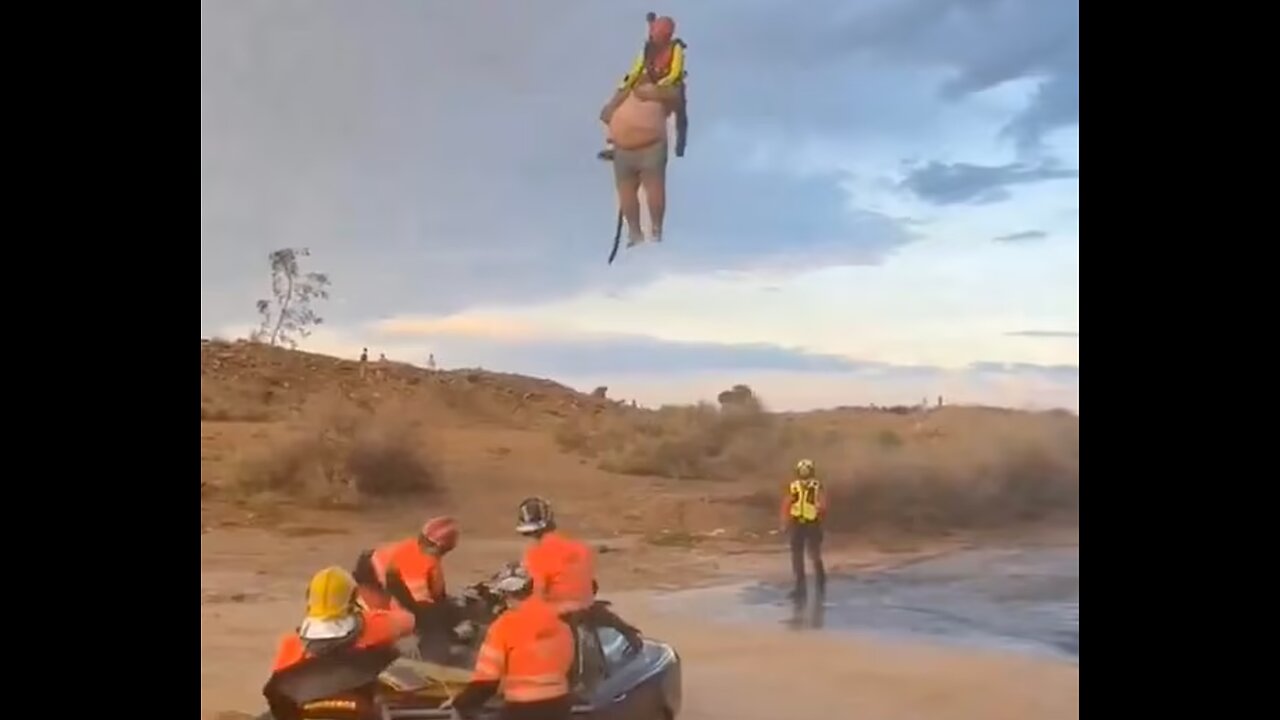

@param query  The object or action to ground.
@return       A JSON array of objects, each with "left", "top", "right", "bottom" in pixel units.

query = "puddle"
[{"left": 654, "top": 546, "right": 1078, "bottom": 662}]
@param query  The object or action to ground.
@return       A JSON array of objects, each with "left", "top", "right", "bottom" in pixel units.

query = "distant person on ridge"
[{"left": 781, "top": 458, "right": 827, "bottom": 601}]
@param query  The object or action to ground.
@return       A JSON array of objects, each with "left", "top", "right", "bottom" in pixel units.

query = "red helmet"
[{"left": 420, "top": 516, "right": 459, "bottom": 552}]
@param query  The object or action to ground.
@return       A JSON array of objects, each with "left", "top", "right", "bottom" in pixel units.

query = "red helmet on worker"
[{"left": 419, "top": 515, "right": 459, "bottom": 553}]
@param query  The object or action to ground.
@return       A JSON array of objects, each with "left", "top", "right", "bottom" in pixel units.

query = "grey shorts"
[{"left": 613, "top": 139, "right": 668, "bottom": 182}]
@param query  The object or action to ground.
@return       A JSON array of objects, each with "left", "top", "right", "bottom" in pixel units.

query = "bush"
[
  {"left": 556, "top": 386, "right": 1079, "bottom": 535},
  {"left": 584, "top": 401, "right": 777, "bottom": 481},
  {"left": 821, "top": 441, "right": 1079, "bottom": 535},
  {"left": 234, "top": 403, "right": 440, "bottom": 504}
]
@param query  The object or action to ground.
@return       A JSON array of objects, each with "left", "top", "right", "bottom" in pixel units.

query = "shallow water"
[{"left": 653, "top": 546, "right": 1079, "bottom": 662}]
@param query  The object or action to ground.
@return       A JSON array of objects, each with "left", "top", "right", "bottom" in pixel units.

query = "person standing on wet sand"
[{"left": 781, "top": 458, "right": 827, "bottom": 601}]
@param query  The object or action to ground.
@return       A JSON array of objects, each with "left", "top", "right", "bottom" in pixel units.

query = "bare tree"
[{"left": 251, "top": 248, "right": 331, "bottom": 349}]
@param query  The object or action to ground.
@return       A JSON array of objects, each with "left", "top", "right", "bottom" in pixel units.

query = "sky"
[{"left": 201, "top": 0, "right": 1079, "bottom": 411}]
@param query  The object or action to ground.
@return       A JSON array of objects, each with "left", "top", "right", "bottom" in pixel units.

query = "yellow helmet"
[
  {"left": 305, "top": 566, "right": 359, "bottom": 621},
  {"left": 795, "top": 458, "right": 816, "bottom": 479}
]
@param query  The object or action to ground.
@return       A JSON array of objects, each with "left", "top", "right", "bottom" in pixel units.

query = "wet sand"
[
  {"left": 200, "top": 527, "right": 1078, "bottom": 720},
  {"left": 622, "top": 598, "right": 1079, "bottom": 720}
]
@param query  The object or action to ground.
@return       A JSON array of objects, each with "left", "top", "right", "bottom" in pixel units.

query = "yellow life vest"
[{"left": 788, "top": 479, "right": 821, "bottom": 522}]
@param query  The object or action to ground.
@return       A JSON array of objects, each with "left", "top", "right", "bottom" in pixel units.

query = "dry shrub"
[
  {"left": 559, "top": 388, "right": 1079, "bottom": 535},
  {"left": 234, "top": 402, "right": 441, "bottom": 505},
  {"left": 200, "top": 403, "right": 272, "bottom": 422},
  {"left": 824, "top": 443, "right": 1078, "bottom": 535},
  {"left": 561, "top": 400, "right": 778, "bottom": 480}
]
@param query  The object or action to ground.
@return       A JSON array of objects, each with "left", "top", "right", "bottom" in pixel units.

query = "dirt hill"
[{"left": 200, "top": 340, "right": 1079, "bottom": 541}]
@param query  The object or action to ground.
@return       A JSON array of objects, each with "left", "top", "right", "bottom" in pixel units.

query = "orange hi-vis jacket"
[
  {"left": 361, "top": 537, "right": 446, "bottom": 611},
  {"left": 270, "top": 608, "right": 415, "bottom": 674},
  {"left": 470, "top": 596, "right": 574, "bottom": 703},
  {"left": 522, "top": 531, "right": 596, "bottom": 614}
]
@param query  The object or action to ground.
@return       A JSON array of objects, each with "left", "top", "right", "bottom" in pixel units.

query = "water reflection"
[
  {"left": 656, "top": 547, "right": 1079, "bottom": 661},
  {"left": 784, "top": 593, "right": 826, "bottom": 630}
]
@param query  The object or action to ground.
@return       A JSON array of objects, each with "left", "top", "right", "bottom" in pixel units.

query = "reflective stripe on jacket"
[
  {"left": 368, "top": 537, "right": 446, "bottom": 607},
  {"left": 784, "top": 479, "right": 823, "bottom": 523},
  {"left": 471, "top": 597, "right": 574, "bottom": 703}
]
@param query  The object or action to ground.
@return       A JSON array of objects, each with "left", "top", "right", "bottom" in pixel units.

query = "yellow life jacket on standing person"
[{"left": 788, "top": 479, "right": 821, "bottom": 523}]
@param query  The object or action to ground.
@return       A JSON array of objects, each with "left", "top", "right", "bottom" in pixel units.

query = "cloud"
[
  {"left": 201, "top": 0, "right": 1080, "bottom": 331},
  {"left": 967, "top": 361, "right": 1078, "bottom": 382},
  {"left": 1005, "top": 330, "right": 1078, "bottom": 338},
  {"left": 373, "top": 315, "right": 546, "bottom": 341},
  {"left": 614, "top": 366, "right": 1078, "bottom": 412},
  {"left": 826, "top": 0, "right": 1079, "bottom": 153},
  {"left": 900, "top": 161, "right": 1078, "bottom": 205},
  {"left": 217, "top": 320, "right": 1078, "bottom": 410},
  {"left": 993, "top": 230, "right": 1049, "bottom": 243},
  {"left": 200, "top": 0, "right": 926, "bottom": 328},
  {"left": 366, "top": 314, "right": 867, "bottom": 374}
]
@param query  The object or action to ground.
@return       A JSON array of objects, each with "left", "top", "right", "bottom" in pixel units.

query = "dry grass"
[
  {"left": 232, "top": 401, "right": 442, "bottom": 506},
  {"left": 555, "top": 401, "right": 788, "bottom": 480},
  {"left": 202, "top": 343, "right": 1078, "bottom": 539},
  {"left": 200, "top": 402, "right": 272, "bottom": 423},
  {"left": 556, "top": 389, "right": 1079, "bottom": 535}
]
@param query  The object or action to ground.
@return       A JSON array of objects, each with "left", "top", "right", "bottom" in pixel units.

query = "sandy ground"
[{"left": 200, "top": 523, "right": 1078, "bottom": 720}]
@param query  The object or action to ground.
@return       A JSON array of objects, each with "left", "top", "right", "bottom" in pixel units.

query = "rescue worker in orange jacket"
[
  {"left": 781, "top": 459, "right": 827, "bottom": 601},
  {"left": 449, "top": 563, "right": 575, "bottom": 720},
  {"left": 516, "top": 497, "right": 643, "bottom": 661},
  {"left": 351, "top": 516, "right": 461, "bottom": 658},
  {"left": 263, "top": 566, "right": 416, "bottom": 720},
  {"left": 517, "top": 498, "right": 595, "bottom": 615},
  {"left": 598, "top": 13, "right": 689, "bottom": 161}
]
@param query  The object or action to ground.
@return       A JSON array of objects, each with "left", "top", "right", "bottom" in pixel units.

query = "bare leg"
[
  {"left": 616, "top": 172, "right": 644, "bottom": 246},
  {"left": 640, "top": 167, "right": 666, "bottom": 242}
]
